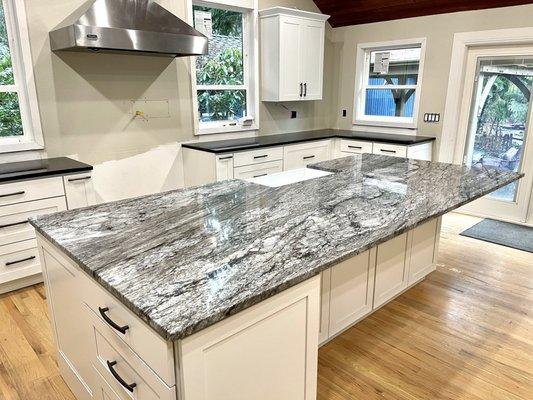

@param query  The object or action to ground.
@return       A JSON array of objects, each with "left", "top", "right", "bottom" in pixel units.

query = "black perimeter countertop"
[
  {"left": 181, "top": 129, "right": 436, "bottom": 154},
  {"left": 0, "top": 157, "right": 93, "bottom": 183}
]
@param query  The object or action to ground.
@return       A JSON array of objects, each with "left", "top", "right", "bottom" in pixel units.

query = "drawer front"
[
  {"left": 0, "top": 239, "right": 40, "bottom": 284},
  {"left": 88, "top": 306, "right": 176, "bottom": 400},
  {"left": 340, "top": 140, "right": 373, "bottom": 154},
  {"left": 0, "top": 177, "right": 64, "bottom": 206},
  {"left": 0, "top": 197, "right": 67, "bottom": 246},
  {"left": 283, "top": 140, "right": 331, "bottom": 171},
  {"left": 233, "top": 147, "right": 283, "bottom": 167},
  {"left": 372, "top": 143, "right": 408, "bottom": 158},
  {"left": 63, "top": 173, "right": 95, "bottom": 210},
  {"left": 83, "top": 279, "right": 175, "bottom": 387},
  {"left": 234, "top": 160, "right": 283, "bottom": 180}
]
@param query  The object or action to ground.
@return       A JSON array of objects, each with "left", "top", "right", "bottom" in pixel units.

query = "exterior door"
[{"left": 455, "top": 47, "right": 533, "bottom": 223}]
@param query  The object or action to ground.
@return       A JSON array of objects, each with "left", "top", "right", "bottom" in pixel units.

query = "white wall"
[{"left": 19, "top": 0, "right": 334, "bottom": 203}]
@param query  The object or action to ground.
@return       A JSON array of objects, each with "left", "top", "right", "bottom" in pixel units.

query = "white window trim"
[
  {"left": 187, "top": 0, "right": 259, "bottom": 136},
  {"left": 353, "top": 37, "right": 427, "bottom": 131},
  {"left": 0, "top": 0, "right": 44, "bottom": 153}
]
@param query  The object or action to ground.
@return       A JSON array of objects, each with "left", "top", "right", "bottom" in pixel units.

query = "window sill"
[
  {"left": 196, "top": 124, "right": 259, "bottom": 136},
  {"left": 0, "top": 140, "right": 45, "bottom": 154}
]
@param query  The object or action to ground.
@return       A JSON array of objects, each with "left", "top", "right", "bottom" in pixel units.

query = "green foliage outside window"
[{"left": 0, "top": 3, "right": 23, "bottom": 137}]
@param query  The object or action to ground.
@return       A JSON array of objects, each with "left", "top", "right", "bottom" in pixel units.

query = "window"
[
  {"left": 191, "top": 1, "right": 258, "bottom": 135},
  {"left": 0, "top": 0, "right": 43, "bottom": 152},
  {"left": 354, "top": 39, "right": 426, "bottom": 129}
]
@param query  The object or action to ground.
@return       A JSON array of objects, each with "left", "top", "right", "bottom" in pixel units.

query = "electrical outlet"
[
  {"left": 424, "top": 113, "right": 440, "bottom": 123},
  {"left": 291, "top": 111, "right": 297, "bottom": 119},
  {"left": 342, "top": 109, "right": 347, "bottom": 117}
]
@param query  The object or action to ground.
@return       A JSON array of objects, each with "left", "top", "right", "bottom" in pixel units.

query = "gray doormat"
[{"left": 460, "top": 218, "right": 533, "bottom": 253}]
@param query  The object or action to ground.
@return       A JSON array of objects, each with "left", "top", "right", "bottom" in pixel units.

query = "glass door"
[{"left": 459, "top": 50, "right": 533, "bottom": 222}]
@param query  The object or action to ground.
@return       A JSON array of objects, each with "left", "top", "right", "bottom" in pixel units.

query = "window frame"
[
  {"left": 0, "top": 0, "right": 44, "bottom": 153},
  {"left": 353, "top": 38, "right": 427, "bottom": 130},
  {"left": 188, "top": 0, "right": 259, "bottom": 136}
]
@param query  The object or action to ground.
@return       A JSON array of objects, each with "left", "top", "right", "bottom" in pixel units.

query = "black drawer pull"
[
  {"left": 0, "top": 191, "right": 25, "bottom": 199},
  {"left": 98, "top": 307, "right": 129, "bottom": 334},
  {"left": 6, "top": 255, "right": 36, "bottom": 266},
  {"left": 106, "top": 360, "right": 137, "bottom": 393},
  {"left": 253, "top": 155, "right": 268, "bottom": 159},
  {"left": 300, "top": 82, "right": 303, "bottom": 97},
  {"left": 219, "top": 156, "right": 233, "bottom": 160},
  {"left": 0, "top": 220, "right": 29, "bottom": 229},
  {"left": 253, "top": 173, "right": 268, "bottom": 178},
  {"left": 304, "top": 82, "right": 307, "bottom": 97},
  {"left": 348, "top": 145, "right": 362, "bottom": 150},
  {"left": 380, "top": 149, "right": 397, "bottom": 154},
  {"left": 68, "top": 176, "right": 91, "bottom": 182},
  {"left": 303, "top": 155, "right": 315, "bottom": 160}
]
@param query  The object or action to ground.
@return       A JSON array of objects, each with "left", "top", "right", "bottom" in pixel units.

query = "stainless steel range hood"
[{"left": 49, "top": 0, "right": 208, "bottom": 57}]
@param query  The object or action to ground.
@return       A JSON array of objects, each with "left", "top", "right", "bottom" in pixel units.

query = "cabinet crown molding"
[{"left": 259, "top": 6, "right": 330, "bottom": 21}]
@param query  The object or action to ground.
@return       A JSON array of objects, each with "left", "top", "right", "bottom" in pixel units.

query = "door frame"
[
  {"left": 454, "top": 47, "right": 533, "bottom": 222},
  {"left": 440, "top": 27, "right": 533, "bottom": 224}
]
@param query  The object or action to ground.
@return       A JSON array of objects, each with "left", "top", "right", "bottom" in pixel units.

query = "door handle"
[
  {"left": 348, "top": 145, "right": 362, "bottom": 150},
  {"left": 253, "top": 155, "right": 268, "bottom": 160},
  {"left": 98, "top": 307, "right": 129, "bottom": 334},
  {"left": 304, "top": 83, "right": 307, "bottom": 97},
  {"left": 300, "top": 83, "right": 303, "bottom": 97},
  {"left": 380, "top": 149, "right": 397, "bottom": 154},
  {"left": 0, "top": 191, "right": 25, "bottom": 199},
  {"left": 253, "top": 173, "right": 268, "bottom": 178},
  {"left": 106, "top": 360, "right": 137, "bottom": 393},
  {"left": 67, "top": 176, "right": 91, "bottom": 182},
  {"left": 0, "top": 220, "right": 29, "bottom": 229},
  {"left": 303, "top": 155, "right": 315, "bottom": 160},
  {"left": 5, "top": 255, "right": 36, "bottom": 266}
]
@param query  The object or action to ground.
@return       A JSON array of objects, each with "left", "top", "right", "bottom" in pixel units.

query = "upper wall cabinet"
[{"left": 259, "top": 7, "right": 329, "bottom": 102}]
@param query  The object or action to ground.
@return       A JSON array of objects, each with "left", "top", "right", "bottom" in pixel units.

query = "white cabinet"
[
  {"left": 407, "top": 219, "right": 440, "bottom": 284},
  {"left": 215, "top": 155, "right": 234, "bottom": 182},
  {"left": 372, "top": 142, "right": 408, "bottom": 158},
  {"left": 373, "top": 233, "right": 409, "bottom": 309},
  {"left": 318, "top": 269, "right": 331, "bottom": 345},
  {"left": 260, "top": 7, "right": 329, "bottom": 102},
  {"left": 179, "top": 276, "right": 320, "bottom": 400},
  {"left": 283, "top": 140, "right": 331, "bottom": 171},
  {"left": 328, "top": 249, "right": 376, "bottom": 338},
  {"left": 234, "top": 160, "right": 283, "bottom": 179},
  {"left": 64, "top": 173, "right": 95, "bottom": 209}
]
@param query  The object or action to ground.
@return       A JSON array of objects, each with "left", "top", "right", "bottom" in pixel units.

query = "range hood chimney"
[{"left": 49, "top": 0, "right": 208, "bottom": 57}]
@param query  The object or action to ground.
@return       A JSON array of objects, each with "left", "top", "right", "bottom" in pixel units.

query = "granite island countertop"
[{"left": 29, "top": 155, "right": 522, "bottom": 341}]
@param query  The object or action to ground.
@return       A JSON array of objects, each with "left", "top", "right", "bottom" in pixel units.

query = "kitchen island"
[{"left": 30, "top": 154, "right": 522, "bottom": 400}]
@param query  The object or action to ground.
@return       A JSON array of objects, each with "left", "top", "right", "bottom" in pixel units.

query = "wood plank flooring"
[{"left": 0, "top": 213, "right": 531, "bottom": 400}]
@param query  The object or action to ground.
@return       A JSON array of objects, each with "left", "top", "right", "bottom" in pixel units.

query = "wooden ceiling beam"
[{"left": 313, "top": 0, "right": 533, "bottom": 27}]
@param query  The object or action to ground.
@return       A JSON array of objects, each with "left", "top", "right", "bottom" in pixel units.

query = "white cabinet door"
[
  {"left": 215, "top": 155, "right": 234, "bottom": 182},
  {"left": 373, "top": 233, "right": 409, "bottom": 309},
  {"left": 407, "top": 218, "right": 440, "bottom": 285},
  {"left": 279, "top": 16, "right": 302, "bottom": 101},
  {"left": 283, "top": 140, "right": 331, "bottom": 171},
  {"left": 63, "top": 173, "right": 95, "bottom": 210},
  {"left": 300, "top": 20, "right": 325, "bottom": 100},
  {"left": 329, "top": 249, "right": 376, "bottom": 337},
  {"left": 180, "top": 277, "right": 320, "bottom": 400},
  {"left": 40, "top": 244, "right": 95, "bottom": 400},
  {"left": 318, "top": 269, "right": 331, "bottom": 345}
]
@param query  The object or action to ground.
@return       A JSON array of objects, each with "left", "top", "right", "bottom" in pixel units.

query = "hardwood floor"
[{"left": 0, "top": 213, "right": 531, "bottom": 400}]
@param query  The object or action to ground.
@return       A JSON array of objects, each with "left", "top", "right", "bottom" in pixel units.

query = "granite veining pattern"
[{"left": 29, "top": 155, "right": 523, "bottom": 341}]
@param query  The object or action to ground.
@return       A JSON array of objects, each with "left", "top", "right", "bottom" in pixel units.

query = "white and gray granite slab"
[{"left": 29, "top": 154, "right": 523, "bottom": 341}]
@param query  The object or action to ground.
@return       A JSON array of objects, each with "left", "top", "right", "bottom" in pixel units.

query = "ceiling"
[{"left": 313, "top": 0, "right": 533, "bottom": 27}]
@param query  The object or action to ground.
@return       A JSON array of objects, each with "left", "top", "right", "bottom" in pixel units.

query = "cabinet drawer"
[
  {"left": 372, "top": 143, "right": 408, "bottom": 158},
  {"left": 0, "top": 239, "right": 40, "bottom": 284},
  {"left": 234, "top": 160, "right": 283, "bottom": 179},
  {"left": 83, "top": 278, "right": 175, "bottom": 387},
  {"left": 0, "top": 197, "right": 67, "bottom": 246},
  {"left": 233, "top": 147, "right": 283, "bottom": 167},
  {"left": 283, "top": 140, "right": 331, "bottom": 170},
  {"left": 88, "top": 305, "right": 176, "bottom": 400},
  {"left": 339, "top": 140, "right": 373, "bottom": 154},
  {"left": 63, "top": 173, "right": 94, "bottom": 210},
  {"left": 0, "top": 177, "right": 64, "bottom": 206}
]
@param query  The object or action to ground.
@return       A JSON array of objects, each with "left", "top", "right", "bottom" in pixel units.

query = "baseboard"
[{"left": 0, "top": 273, "right": 43, "bottom": 295}]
